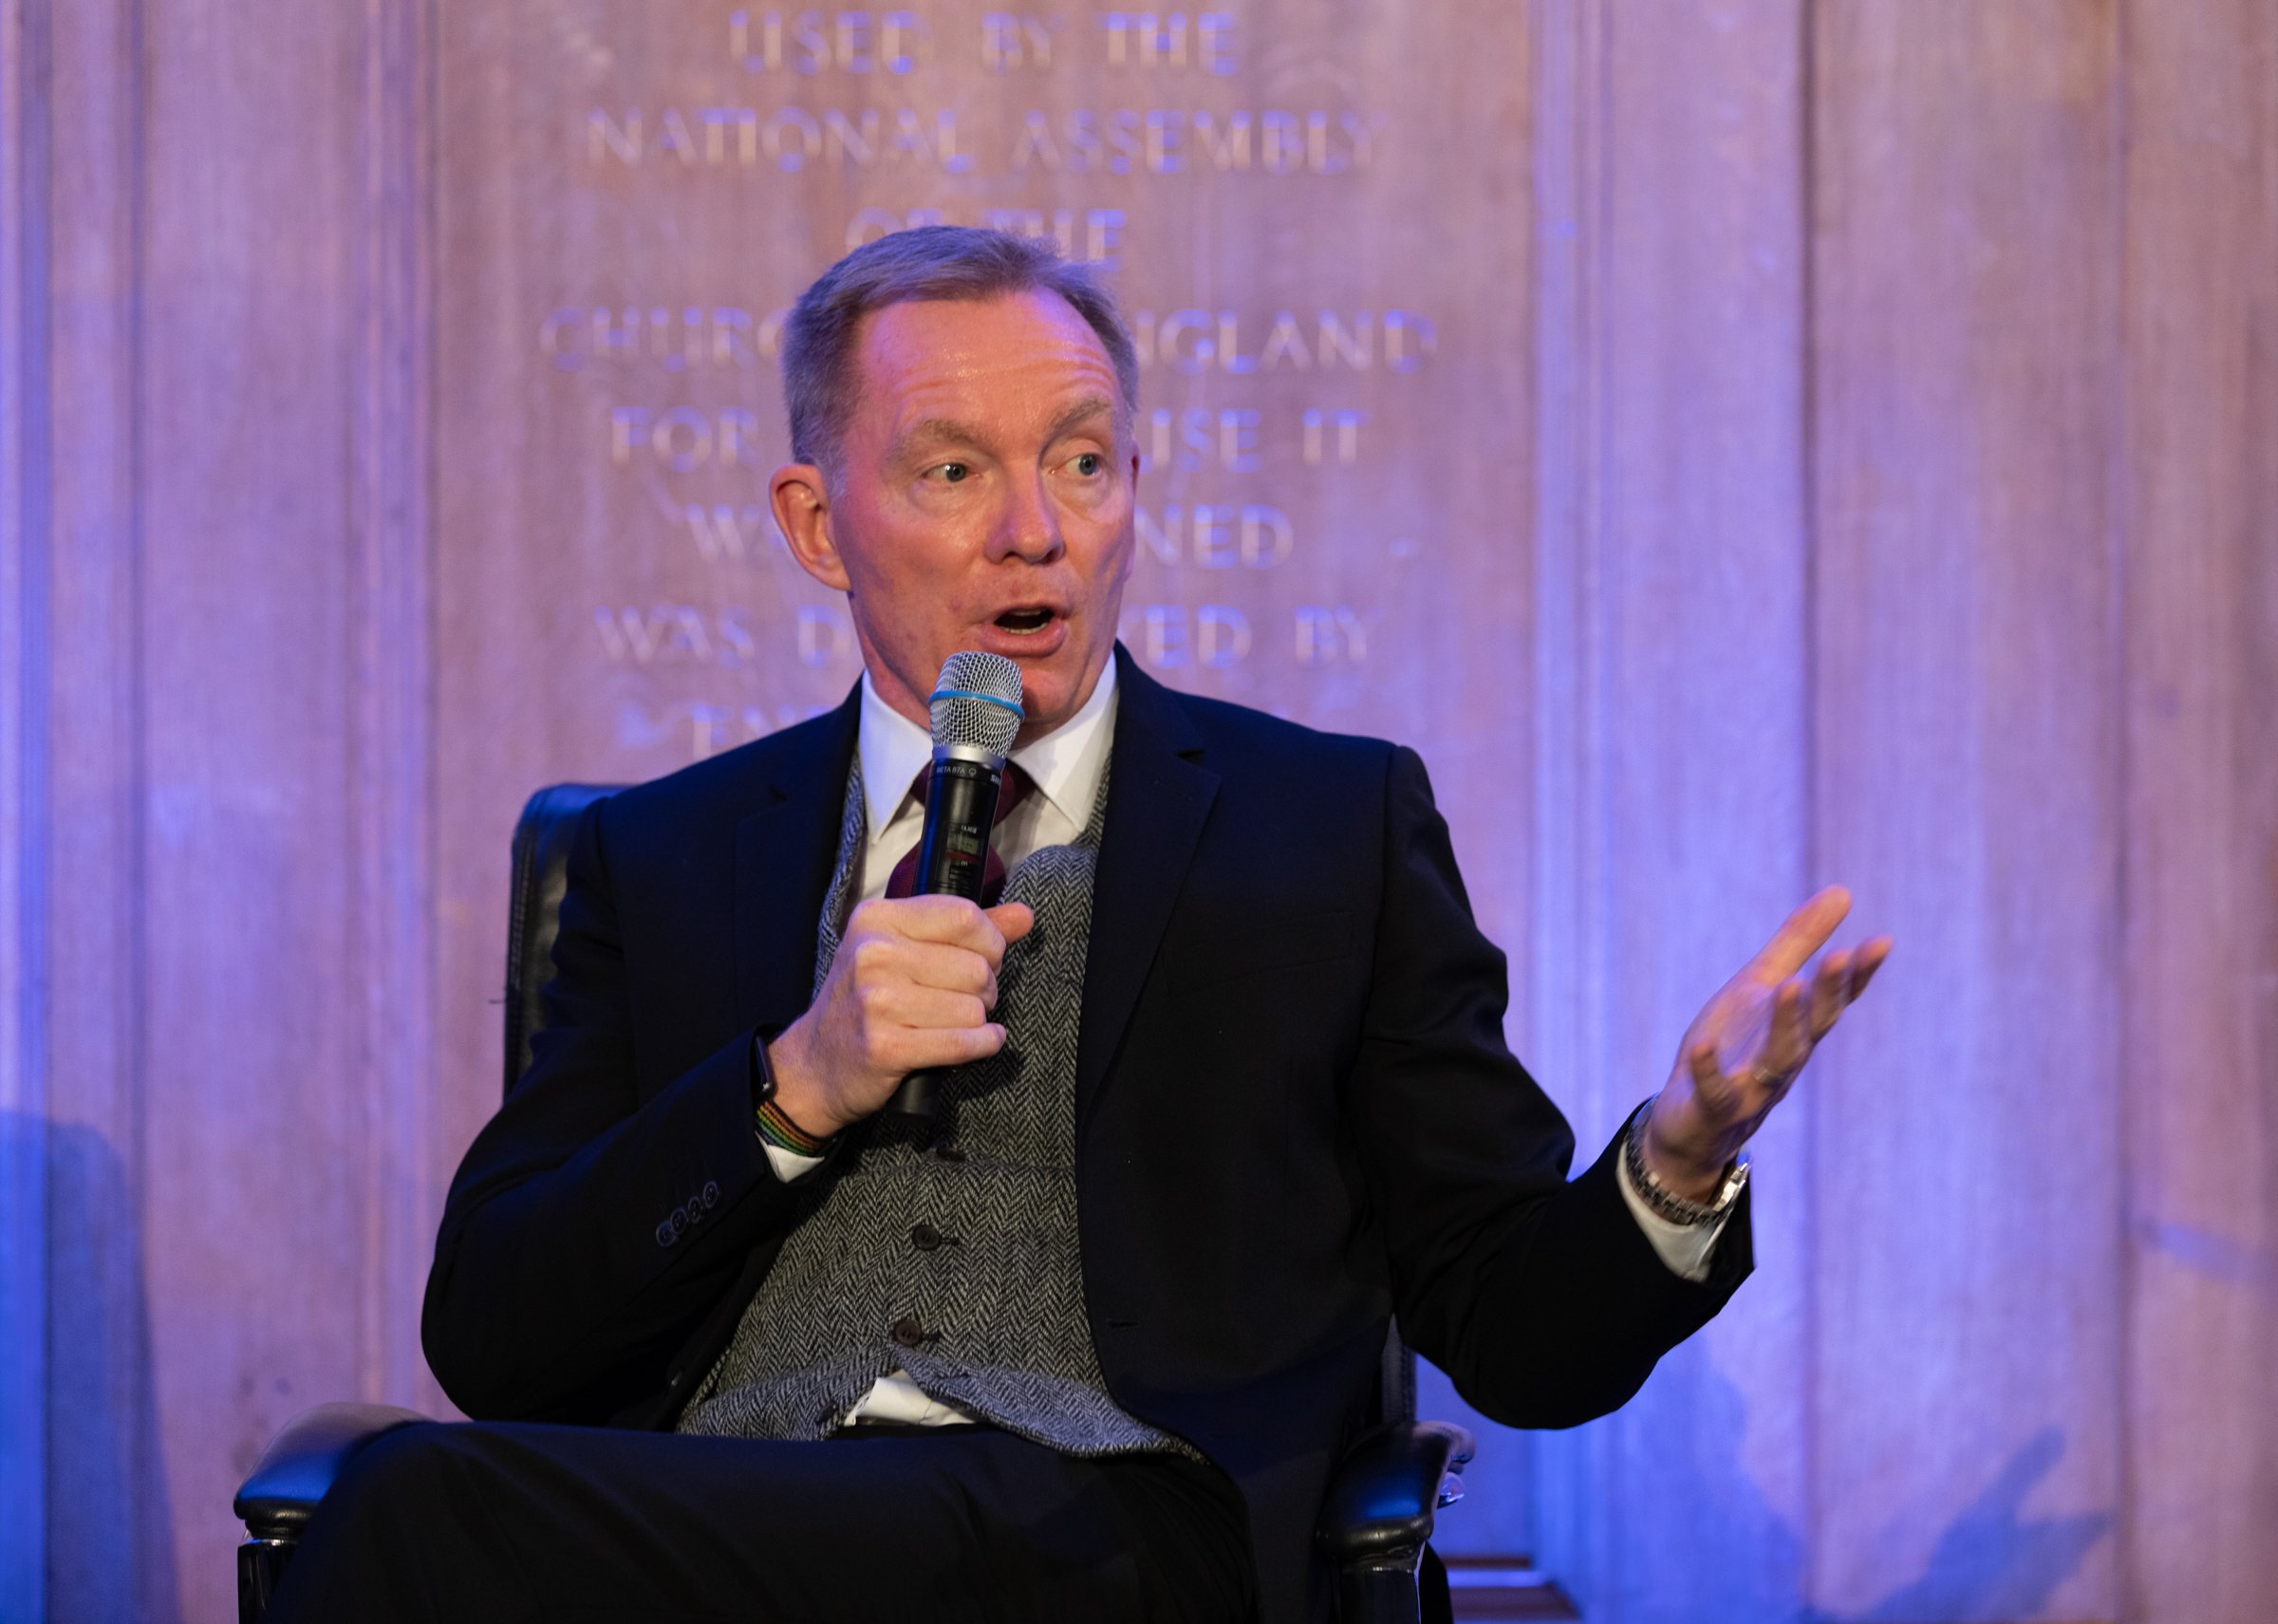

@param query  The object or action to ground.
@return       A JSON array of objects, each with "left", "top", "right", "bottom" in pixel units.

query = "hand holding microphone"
[
  {"left": 766, "top": 894, "right": 1033, "bottom": 1138},
  {"left": 765, "top": 653, "right": 1032, "bottom": 1137}
]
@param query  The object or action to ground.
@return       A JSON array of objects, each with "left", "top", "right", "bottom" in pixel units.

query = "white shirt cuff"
[
  {"left": 1616, "top": 1146, "right": 1730, "bottom": 1282},
  {"left": 761, "top": 1141, "right": 826, "bottom": 1183}
]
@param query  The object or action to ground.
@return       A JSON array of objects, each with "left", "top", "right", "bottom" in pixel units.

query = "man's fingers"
[
  {"left": 882, "top": 1019, "right": 1007, "bottom": 1075},
  {"left": 1808, "top": 950, "right": 1851, "bottom": 1040},
  {"left": 1763, "top": 979, "right": 1812, "bottom": 1073},
  {"left": 1748, "top": 885, "right": 1853, "bottom": 981},
  {"left": 938, "top": 1021, "right": 1010, "bottom": 1066},
  {"left": 1815, "top": 935, "right": 1892, "bottom": 1026},
  {"left": 868, "top": 982, "right": 993, "bottom": 1034},
  {"left": 886, "top": 939, "right": 999, "bottom": 1002},
  {"left": 866, "top": 894, "right": 1021, "bottom": 960},
  {"left": 986, "top": 901, "right": 1036, "bottom": 945},
  {"left": 851, "top": 893, "right": 970, "bottom": 944},
  {"left": 874, "top": 893, "right": 991, "bottom": 943},
  {"left": 1849, "top": 936, "right": 1893, "bottom": 999},
  {"left": 1688, "top": 1040, "right": 1733, "bottom": 1114}
]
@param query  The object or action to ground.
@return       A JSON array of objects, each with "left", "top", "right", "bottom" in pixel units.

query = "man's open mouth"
[{"left": 994, "top": 607, "right": 1056, "bottom": 634}]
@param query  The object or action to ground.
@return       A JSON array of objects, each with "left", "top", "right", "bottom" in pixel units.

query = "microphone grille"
[{"left": 929, "top": 651, "right": 1024, "bottom": 756}]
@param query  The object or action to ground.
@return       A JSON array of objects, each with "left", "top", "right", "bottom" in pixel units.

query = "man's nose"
[{"left": 986, "top": 471, "right": 1065, "bottom": 564}]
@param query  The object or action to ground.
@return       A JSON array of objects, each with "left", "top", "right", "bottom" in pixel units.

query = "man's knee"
[
  {"left": 319, "top": 1422, "right": 485, "bottom": 1534},
  {"left": 270, "top": 1425, "right": 496, "bottom": 1623}
]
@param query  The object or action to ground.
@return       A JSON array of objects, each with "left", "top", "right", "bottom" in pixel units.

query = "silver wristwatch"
[{"left": 1623, "top": 1097, "right": 1749, "bottom": 1225}]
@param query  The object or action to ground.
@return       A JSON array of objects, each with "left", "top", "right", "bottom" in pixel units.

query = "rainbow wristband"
[{"left": 756, "top": 1096, "right": 832, "bottom": 1157}]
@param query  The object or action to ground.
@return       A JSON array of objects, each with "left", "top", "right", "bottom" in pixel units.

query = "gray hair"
[{"left": 780, "top": 225, "right": 1140, "bottom": 470}]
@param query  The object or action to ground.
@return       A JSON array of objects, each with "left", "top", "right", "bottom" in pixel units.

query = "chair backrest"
[
  {"left": 503, "top": 783, "right": 623, "bottom": 1100},
  {"left": 498, "top": 779, "right": 1417, "bottom": 1422}
]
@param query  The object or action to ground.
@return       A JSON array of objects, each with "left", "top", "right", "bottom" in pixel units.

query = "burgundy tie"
[{"left": 885, "top": 763, "right": 1035, "bottom": 906}]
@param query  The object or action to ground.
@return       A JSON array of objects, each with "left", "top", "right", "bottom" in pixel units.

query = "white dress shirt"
[
  {"left": 760, "top": 660, "right": 1726, "bottom": 1427},
  {"left": 850, "top": 657, "right": 1118, "bottom": 911}
]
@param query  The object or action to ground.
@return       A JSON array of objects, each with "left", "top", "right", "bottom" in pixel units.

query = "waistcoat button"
[
  {"left": 890, "top": 1315, "right": 926, "bottom": 1348},
  {"left": 909, "top": 1223, "right": 943, "bottom": 1251}
]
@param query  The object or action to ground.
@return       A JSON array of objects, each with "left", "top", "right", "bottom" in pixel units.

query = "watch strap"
[{"left": 1622, "top": 1096, "right": 1748, "bottom": 1226}]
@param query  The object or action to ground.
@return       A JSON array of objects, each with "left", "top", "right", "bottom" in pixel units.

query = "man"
[{"left": 271, "top": 228, "right": 1888, "bottom": 1623}]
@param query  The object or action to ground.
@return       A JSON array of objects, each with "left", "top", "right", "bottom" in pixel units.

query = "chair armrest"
[
  {"left": 1316, "top": 1419, "right": 1477, "bottom": 1565},
  {"left": 233, "top": 1403, "right": 431, "bottom": 1539}
]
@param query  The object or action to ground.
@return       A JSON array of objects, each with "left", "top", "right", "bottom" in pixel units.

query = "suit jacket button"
[
  {"left": 655, "top": 1222, "right": 676, "bottom": 1248},
  {"left": 891, "top": 1315, "right": 925, "bottom": 1349},
  {"left": 909, "top": 1223, "right": 943, "bottom": 1251}
]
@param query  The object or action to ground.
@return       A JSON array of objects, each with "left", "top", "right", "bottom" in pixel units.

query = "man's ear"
[{"left": 772, "top": 462, "right": 850, "bottom": 591}]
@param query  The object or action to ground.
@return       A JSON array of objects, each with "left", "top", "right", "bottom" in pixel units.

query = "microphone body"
[
  {"left": 908, "top": 748, "right": 1005, "bottom": 904},
  {"left": 884, "top": 651, "right": 1024, "bottom": 1122}
]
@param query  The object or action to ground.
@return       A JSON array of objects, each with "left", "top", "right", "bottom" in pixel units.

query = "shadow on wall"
[
  {"left": 1544, "top": 1348, "right": 2110, "bottom": 1624},
  {"left": 0, "top": 1112, "right": 180, "bottom": 1622},
  {"left": 1606, "top": 1343, "right": 1807, "bottom": 1624},
  {"left": 1832, "top": 1427, "right": 2111, "bottom": 1624}
]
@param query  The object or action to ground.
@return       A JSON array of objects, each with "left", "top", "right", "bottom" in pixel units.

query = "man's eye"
[
  {"left": 934, "top": 462, "right": 970, "bottom": 484},
  {"left": 1072, "top": 453, "right": 1103, "bottom": 476}
]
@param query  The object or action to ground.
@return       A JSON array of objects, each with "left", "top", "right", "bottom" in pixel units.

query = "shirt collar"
[
  {"left": 856, "top": 676, "right": 935, "bottom": 842},
  {"left": 857, "top": 657, "right": 1120, "bottom": 841},
  {"left": 1010, "top": 655, "right": 1118, "bottom": 829}
]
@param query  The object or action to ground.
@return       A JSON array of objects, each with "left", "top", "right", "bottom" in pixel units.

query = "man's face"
[{"left": 774, "top": 289, "right": 1138, "bottom": 741}]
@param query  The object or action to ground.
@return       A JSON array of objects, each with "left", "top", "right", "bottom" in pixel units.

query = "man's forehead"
[
  {"left": 892, "top": 397, "right": 1120, "bottom": 455},
  {"left": 854, "top": 291, "right": 1120, "bottom": 407}
]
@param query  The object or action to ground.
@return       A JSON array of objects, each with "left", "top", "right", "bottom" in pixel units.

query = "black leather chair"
[{"left": 234, "top": 783, "right": 1475, "bottom": 1623}]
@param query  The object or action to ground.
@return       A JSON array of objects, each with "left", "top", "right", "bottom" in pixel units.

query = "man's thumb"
[{"left": 988, "top": 901, "right": 1037, "bottom": 943}]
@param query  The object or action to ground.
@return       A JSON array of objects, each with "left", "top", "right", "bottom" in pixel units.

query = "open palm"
[{"left": 1641, "top": 887, "right": 1893, "bottom": 1197}]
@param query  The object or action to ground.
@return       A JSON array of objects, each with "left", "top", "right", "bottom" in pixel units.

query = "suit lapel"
[
  {"left": 734, "top": 661, "right": 1216, "bottom": 1102},
  {"left": 1077, "top": 650, "right": 1220, "bottom": 1115},
  {"left": 735, "top": 688, "right": 862, "bottom": 1036}
]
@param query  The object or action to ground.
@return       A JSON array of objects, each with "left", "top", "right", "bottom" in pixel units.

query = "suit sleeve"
[
  {"left": 421, "top": 797, "right": 816, "bottom": 1423},
  {"left": 1350, "top": 746, "right": 1752, "bottom": 1429}
]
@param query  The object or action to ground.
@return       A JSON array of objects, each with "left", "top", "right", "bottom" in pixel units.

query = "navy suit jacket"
[{"left": 422, "top": 646, "right": 1749, "bottom": 1622}]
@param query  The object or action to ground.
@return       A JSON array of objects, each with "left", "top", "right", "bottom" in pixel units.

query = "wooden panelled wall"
[{"left": 3, "top": 2, "right": 2271, "bottom": 1620}]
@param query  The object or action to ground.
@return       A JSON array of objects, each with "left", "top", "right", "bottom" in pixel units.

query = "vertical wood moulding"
[
  {"left": 0, "top": 0, "right": 52, "bottom": 1615},
  {"left": 1596, "top": 5, "right": 1814, "bottom": 1618},
  {"left": 1796, "top": 2, "right": 1823, "bottom": 1602},
  {"left": 37, "top": 0, "right": 156, "bottom": 1612},
  {"left": 1808, "top": 3, "right": 2125, "bottom": 1615},
  {"left": 2100, "top": 10, "right": 2132, "bottom": 1622},
  {"left": 135, "top": 0, "right": 380, "bottom": 1606},
  {"left": 2119, "top": 1, "right": 2278, "bottom": 1616},
  {"left": 1531, "top": 0, "right": 1817, "bottom": 1613},
  {"left": 348, "top": 0, "right": 441, "bottom": 1418},
  {"left": 1525, "top": 0, "right": 1614, "bottom": 1606}
]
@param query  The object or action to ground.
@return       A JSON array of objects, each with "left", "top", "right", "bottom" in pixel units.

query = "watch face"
[{"left": 1719, "top": 1160, "right": 1751, "bottom": 1205}]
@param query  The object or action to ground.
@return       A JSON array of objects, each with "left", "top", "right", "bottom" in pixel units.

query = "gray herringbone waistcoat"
[{"left": 675, "top": 758, "right": 1186, "bottom": 1458}]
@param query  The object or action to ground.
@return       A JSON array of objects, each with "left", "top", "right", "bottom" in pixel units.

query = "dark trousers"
[{"left": 266, "top": 1421, "right": 1256, "bottom": 1623}]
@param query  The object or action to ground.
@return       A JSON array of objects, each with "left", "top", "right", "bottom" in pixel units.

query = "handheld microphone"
[{"left": 885, "top": 650, "right": 1025, "bottom": 1121}]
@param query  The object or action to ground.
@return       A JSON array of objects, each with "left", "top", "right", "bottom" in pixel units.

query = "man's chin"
[
  {"left": 1016, "top": 686, "right": 1075, "bottom": 739},
  {"left": 1009, "top": 650, "right": 1106, "bottom": 739}
]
